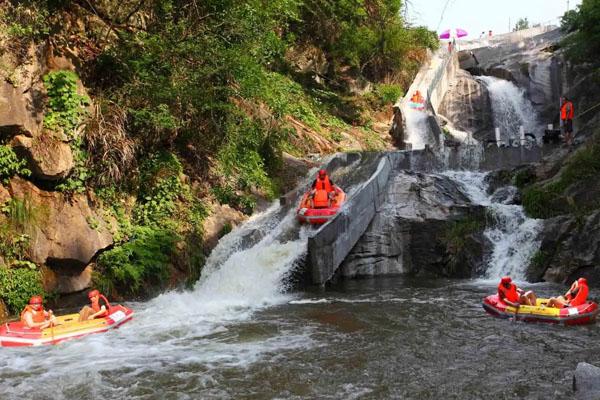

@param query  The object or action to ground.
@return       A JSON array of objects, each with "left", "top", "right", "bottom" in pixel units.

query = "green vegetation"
[
  {"left": 42, "top": 70, "right": 91, "bottom": 193},
  {"left": 43, "top": 71, "right": 90, "bottom": 135},
  {"left": 95, "top": 226, "right": 178, "bottom": 296},
  {"left": 0, "top": 1, "right": 438, "bottom": 302},
  {"left": 561, "top": 0, "right": 600, "bottom": 62},
  {"left": 439, "top": 216, "right": 485, "bottom": 277},
  {"left": 0, "top": 145, "right": 30, "bottom": 183},
  {"left": 375, "top": 83, "right": 404, "bottom": 105},
  {"left": 523, "top": 133, "right": 600, "bottom": 218},
  {"left": 513, "top": 18, "right": 530, "bottom": 32},
  {"left": 0, "top": 265, "right": 44, "bottom": 315}
]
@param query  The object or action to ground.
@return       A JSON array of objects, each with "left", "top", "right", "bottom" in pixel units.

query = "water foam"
[
  {"left": 441, "top": 171, "right": 542, "bottom": 281},
  {"left": 479, "top": 76, "right": 539, "bottom": 143}
]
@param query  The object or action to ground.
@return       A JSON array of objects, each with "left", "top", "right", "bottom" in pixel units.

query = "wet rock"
[
  {"left": 340, "top": 171, "right": 489, "bottom": 278},
  {"left": 461, "top": 29, "right": 565, "bottom": 125},
  {"left": 438, "top": 70, "right": 494, "bottom": 141},
  {"left": 6, "top": 177, "right": 114, "bottom": 275},
  {"left": 11, "top": 134, "right": 74, "bottom": 181},
  {"left": 202, "top": 204, "right": 246, "bottom": 252},
  {"left": 529, "top": 211, "right": 600, "bottom": 283},
  {"left": 573, "top": 362, "right": 600, "bottom": 400},
  {"left": 490, "top": 186, "right": 520, "bottom": 205}
]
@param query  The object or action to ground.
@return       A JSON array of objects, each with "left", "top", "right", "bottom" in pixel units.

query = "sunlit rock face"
[{"left": 340, "top": 171, "right": 489, "bottom": 278}]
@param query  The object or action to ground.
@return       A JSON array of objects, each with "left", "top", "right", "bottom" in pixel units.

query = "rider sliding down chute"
[{"left": 296, "top": 169, "right": 346, "bottom": 225}]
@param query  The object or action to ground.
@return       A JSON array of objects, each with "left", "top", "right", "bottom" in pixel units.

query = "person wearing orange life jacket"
[
  {"left": 310, "top": 169, "right": 337, "bottom": 208},
  {"left": 546, "top": 278, "right": 589, "bottom": 308},
  {"left": 20, "top": 295, "right": 56, "bottom": 329},
  {"left": 560, "top": 97, "right": 575, "bottom": 148},
  {"left": 78, "top": 289, "right": 111, "bottom": 322},
  {"left": 497, "top": 276, "right": 537, "bottom": 307}
]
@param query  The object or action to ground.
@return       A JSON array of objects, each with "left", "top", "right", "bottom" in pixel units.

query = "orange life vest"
[
  {"left": 561, "top": 101, "right": 574, "bottom": 120},
  {"left": 312, "top": 190, "right": 330, "bottom": 208},
  {"left": 498, "top": 282, "right": 519, "bottom": 304},
  {"left": 20, "top": 305, "right": 46, "bottom": 324},
  {"left": 91, "top": 294, "right": 111, "bottom": 317},
  {"left": 568, "top": 283, "right": 588, "bottom": 307},
  {"left": 315, "top": 175, "right": 333, "bottom": 192}
]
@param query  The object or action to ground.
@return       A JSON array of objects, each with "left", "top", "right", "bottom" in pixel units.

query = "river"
[{"left": 1, "top": 277, "right": 598, "bottom": 399}]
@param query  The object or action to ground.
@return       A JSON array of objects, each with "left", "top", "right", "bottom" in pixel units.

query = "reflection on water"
[{"left": 1, "top": 276, "right": 598, "bottom": 399}]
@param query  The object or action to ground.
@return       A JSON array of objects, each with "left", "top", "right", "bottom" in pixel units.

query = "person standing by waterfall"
[{"left": 561, "top": 97, "right": 575, "bottom": 149}]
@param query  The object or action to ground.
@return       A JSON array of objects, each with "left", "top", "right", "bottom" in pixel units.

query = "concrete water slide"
[{"left": 307, "top": 29, "right": 554, "bottom": 285}]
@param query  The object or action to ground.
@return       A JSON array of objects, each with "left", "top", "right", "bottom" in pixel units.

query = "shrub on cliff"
[
  {"left": 0, "top": 145, "right": 30, "bottom": 183},
  {"left": 95, "top": 226, "right": 178, "bottom": 297},
  {"left": 561, "top": 0, "right": 600, "bottom": 63},
  {"left": 0, "top": 265, "right": 44, "bottom": 315},
  {"left": 523, "top": 132, "right": 600, "bottom": 218}
]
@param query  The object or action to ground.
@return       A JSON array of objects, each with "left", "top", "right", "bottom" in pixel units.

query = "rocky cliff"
[{"left": 340, "top": 171, "right": 489, "bottom": 278}]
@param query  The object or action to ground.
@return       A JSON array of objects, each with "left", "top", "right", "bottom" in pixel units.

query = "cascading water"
[
  {"left": 441, "top": 171, "right": 542, "bottom": 281},
  {"left": 479, "top": 76, "right": 539, "bottom": 143}
]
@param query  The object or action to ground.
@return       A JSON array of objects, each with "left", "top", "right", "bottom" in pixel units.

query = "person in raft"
[
  {"left": 310, "top": 169, "right": 337, "bottom": 204},
  {"left": 546, "top": 278, "right": 589, "bottom": 308},
  {"left": 497, "top": 276, "right": 537, "bottom": 307},
  {"left": 21, "top": 295, "right": 57, "bottom": 329},
  {"left": 78, "top": 289, "right": 110, "bottom": 321},
  {"left": 410, "top": 90, "right": 425, "bottom": 104}
]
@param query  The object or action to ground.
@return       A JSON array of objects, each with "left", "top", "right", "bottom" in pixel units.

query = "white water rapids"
[
  {"left": 442, "top": 171, "right": 542, "bottom": 281},
  {"left": 1, "top": 203, "right": 316, "bottom": 398}
]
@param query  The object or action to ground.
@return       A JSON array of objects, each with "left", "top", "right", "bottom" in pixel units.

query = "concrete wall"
[
  {"left": 306, "top": 146, "right": 542, "bottom": 285},
  {"left": 307, "top": 152, "right": 408, "bottom": 285}
]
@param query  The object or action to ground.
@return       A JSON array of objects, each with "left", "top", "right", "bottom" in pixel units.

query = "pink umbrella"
[
  {"left": 439, "top": 28, "right": 468, "bottom": 39},
  {"left": 456, "top": 28, "right": 468, "bottom": 38}
]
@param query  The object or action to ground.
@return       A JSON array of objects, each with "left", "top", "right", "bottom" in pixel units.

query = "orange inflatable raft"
[
  {"left": 483, "top": 295, "right": 598, "bottom": 325},
  {"left": 0, "top": 304, "right": 134, "bottom": 347},
  {"left": 296, "top": 186, "right": 346, "bottom": 225}
]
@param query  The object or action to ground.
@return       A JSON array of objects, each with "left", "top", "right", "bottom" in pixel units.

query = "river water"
[{"left": 1, "top": 277, "right": 599, "bottom": 399}]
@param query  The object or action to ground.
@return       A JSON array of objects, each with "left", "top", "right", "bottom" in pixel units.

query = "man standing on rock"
[{"left": 561, "top": 97, "right": 575, "bottom": 149}]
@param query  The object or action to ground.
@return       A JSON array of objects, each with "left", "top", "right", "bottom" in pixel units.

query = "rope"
[
  {"left": 576, "top": 100, "right": 600, "bottom": 119},
  {"left": 435, "top": 0, "right": 452, "bottom": 32}
]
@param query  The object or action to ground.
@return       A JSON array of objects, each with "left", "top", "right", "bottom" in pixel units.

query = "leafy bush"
[
  {"left": 523, "top": 133, "right": 600, "bottom": 218},
  {"left": 95, "top": 226, "right": 178, "bottom": 296},
  {"left": 0, "top": 265, "right": 44, "bottom": 315},
  {"left": 134, "top": 152, "right": 184, "bottom": 226},
  {"left": 212, "top": 184, "right": 257, "bottom": 215},
  {"left": 43, "top": 71, "right": 90, "bottom": 136},
  {"left": 561, "top": 0, "right": 600, "bottom": 62},
  {"left": 0, "top": 145, "right": 30, "bottom": 183},
  {"left": 375, "top": 83, "right": 404, "bottom": 106}
]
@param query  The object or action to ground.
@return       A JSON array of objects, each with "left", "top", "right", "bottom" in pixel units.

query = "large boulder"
[
  {"left": 529, "top": 211, "right": 600, "bottom": 283},
  {"left": 0, "top": 81, "right": 44, "bottom": 138},
  {"left": 340, "top": 171, "right": 489, "bottom": 278},
  {"left": 438, "top": 69, "right": 494, "bottom": 141},
  {"left": 573, "top": 362, "right": 600, "bottom": 400},
  {"left": 11, "top": 134, "right": 74, "bottom": 180},
  {"left": 461, "top": 29, "right": 565, "bottom": 125},
  {"left": 6, "top": 177, "right": 114, "bottom": 274}
]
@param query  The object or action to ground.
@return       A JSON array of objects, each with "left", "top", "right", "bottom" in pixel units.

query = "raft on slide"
[
  {"left": 408, "top": 100, "right": 425, "bottom": 111},
  {"left": 0, "top": 305, "right": 133, "bottom": 347},
  {"left": 482, "top": 295, "right": 599, "bottom": 325},
  {"left": 296, "top": 186, "right": 346, "bottom": 225}
]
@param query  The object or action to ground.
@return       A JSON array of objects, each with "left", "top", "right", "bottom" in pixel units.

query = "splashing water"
[
  {"left": 441, "top": 171, "right": 542, "bottom": 281},
  {"left": 479, "top": 76, "right": 539, "bottom": 143}
]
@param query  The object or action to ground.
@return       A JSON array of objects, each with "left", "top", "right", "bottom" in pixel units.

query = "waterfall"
[
  {"left": 441, "top": 171, "right": 542, "bottom": 281},
  {"left": 479, "top": 76, "right": 539, "bottom": 143}
]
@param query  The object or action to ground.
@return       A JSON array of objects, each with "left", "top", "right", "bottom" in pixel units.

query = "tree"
[{"left": 513, "top": 17, "right": 530, "bottom": 31}]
